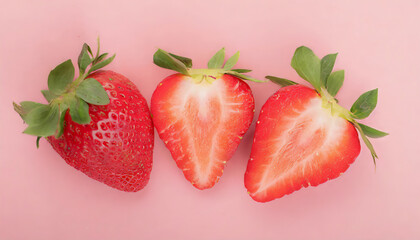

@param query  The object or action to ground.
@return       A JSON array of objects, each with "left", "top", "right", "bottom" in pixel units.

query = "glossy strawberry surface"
[{"left": 48, "top": 71, "right": 154, "bottom": 191}]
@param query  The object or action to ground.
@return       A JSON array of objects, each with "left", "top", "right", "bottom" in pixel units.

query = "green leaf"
[
  {"left": 353, "top": 121, "right": 379, "bottom": 165},
  {"left": 41, "top": 90, "right": 58, "bottom": 102},
  {"left": 48, "top": 59, "right": 75, "bottom": 95},
  {"left": 320, "top": 53, "right": 338, "bottom": 86},
  {"left": 350, "top": 89, "right": 378, "bottom": 119},
  {"left": 168, "top": 53, "right": 192, "bottom": 68},
  {"left": 36, "top": 137, "right": 41, "bottom": 148},
  {"left": 13, "top": 101, "right": 44, "bottom": 122},
  {"left": 265, "top": 76, "right": 298, "bottom": 87},
  {"left": 69, "top": 97, "right": 91, "bottom": 124},
  {"left": 361, "top": 131, "right": 378, "bottom": 165},
  {"left": 23, "top": 104, "right": 60, "bottom": 137},
  {"left": 227, "top": 72, "right": 265, "bottom": 83},
  {"left": 86, "top": 44, "right": 93, "bottom": 56},
  {"left": 78, "top": 43, "right": 93, "bottom": 73},
  {"left": 291, "top": 46, "right": 321, "bottom": 91},
  {"left": 358, "top": 123, "right": 388, "bottom": 138},
  {"left": 223, "top": 51, "right": 240, "bottom": 70},
  {"left": 326, "top": 70, "right": 344, "bottom": 97},
  {"left": 153, "top": 49, "right": 190, "bottom": 76},
  {"left": 94, "top": 53, "right": 108, "bottom": 64},
  {"left": 231, "top": 69, "right": 252, "bottom": 73},
  {"left": 23, "top": 104, "right": 50, "bottom": 125},
  {"left": 208, "top": 48, "right": 225, "bottom": 69},
  {"left": 76, "top": 78, "right": 110, "bottom": 105},
  {"left": 20, "top": 101, "right": 43, "bottom": 110},
  {"left": 88, "top": 54, "right": 116, "bottom": 73},
  {"left": 91, "top": 53, "right": 108, "bottom": 65},
  {"left": 56, "top": 105, "right": 69, "bottom": 138}
]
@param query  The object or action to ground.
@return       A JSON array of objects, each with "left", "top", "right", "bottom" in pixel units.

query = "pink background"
[{"left": 0, "top": 0, "right": 419, "bottom": 239}]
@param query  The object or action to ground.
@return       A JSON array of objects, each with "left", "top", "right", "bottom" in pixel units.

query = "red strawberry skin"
[
  {"left": 47, "top": 70, "right": 154, "bottom": 192},
  {"left": 245, "top": 85, "right": 360, "bottom": 202},
  {"left": 151, "top": 73, "right": 254, "bottom": 189}
]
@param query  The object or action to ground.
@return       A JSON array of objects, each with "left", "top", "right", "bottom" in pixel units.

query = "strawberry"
[
  {"left": 13, "top": 40, "right": 154, "bottom": 192},
  {"left": 245, "top": 46, "right": 388, "bottom": 202},
  {"left": 151, "top": 48, "right": 262, "bottom": 189}
]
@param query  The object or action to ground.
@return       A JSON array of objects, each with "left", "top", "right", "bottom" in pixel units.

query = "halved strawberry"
[
  {"left": 152, "top": 48, "right": 261, "bottom": 189},
  {"left": 245, "top": 46, "right": 388, "bottom": 202}
]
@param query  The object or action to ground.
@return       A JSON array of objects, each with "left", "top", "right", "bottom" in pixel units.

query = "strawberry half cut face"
[
  {"left": 151, "top": 49, "right": 262, "bottom": 189},
  {"left": 152, "top": 73, "right": 254, "bottom": 189},
  {"left": 246, "top": 46, "right": 387, "bottom": 202},
  {"left": 245, "top": 85, "right": 360, "bottom": 202}
]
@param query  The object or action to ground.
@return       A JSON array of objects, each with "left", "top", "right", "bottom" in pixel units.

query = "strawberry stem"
[
  {"left": 320, "top": 87, "right": 351, "bottom": 120},
  {"left": 189, "top": 69, "right": 224, "bottom": 83}
]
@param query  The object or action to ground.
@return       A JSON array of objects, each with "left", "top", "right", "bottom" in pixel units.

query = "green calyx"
[
  {"left": 13, "top": 38, "right": 115, "bottom": 146},
  {"left": 153, "top": 48, "right": 264, "bottom": 84},
  {"left": 266, "top": 46, "right": 388, "bottom": 166}
]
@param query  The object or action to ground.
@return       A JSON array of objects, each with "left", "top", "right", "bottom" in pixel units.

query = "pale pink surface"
[{"left": 0, "top": 0, "right": 418, "bottom": 239}]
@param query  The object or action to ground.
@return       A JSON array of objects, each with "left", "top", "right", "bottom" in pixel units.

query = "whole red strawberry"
[
  {"left": 13, "top": 41, "right": 154, "bottom": 192},
  {"left": 151, "top": 48, "right": 262, "bottom": 189},
  {"left": 245, "top": 46, "right": 388, "bottom": 202}
]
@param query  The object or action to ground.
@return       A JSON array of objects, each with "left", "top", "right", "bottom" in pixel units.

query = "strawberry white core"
[
  {"left": 164, "top": 77, "right": 225, "bottom": 186},
  {"left": 253, "top": 97, "right": 348, "bottom": 195},
  {"left": 153, "top": 74, "right": 254, "bottom": 189}
]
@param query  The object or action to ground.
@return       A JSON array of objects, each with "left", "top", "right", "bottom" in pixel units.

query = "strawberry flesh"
[
  {"left": 152, "top": 74, "right": 254, "bottom": 189},
  {"left": 245, "top": 85, "right": 360, "bottom": 202}
]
